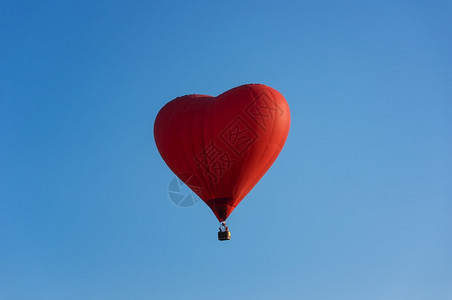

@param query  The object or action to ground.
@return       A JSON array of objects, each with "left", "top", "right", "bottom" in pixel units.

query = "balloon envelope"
[{"left": 154, "top": 84, "right": 290, "bottom": 221}]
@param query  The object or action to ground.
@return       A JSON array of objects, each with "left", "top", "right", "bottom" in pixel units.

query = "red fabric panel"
[{"left": 154, "top": 84, "right": 291, "bottom": 222}]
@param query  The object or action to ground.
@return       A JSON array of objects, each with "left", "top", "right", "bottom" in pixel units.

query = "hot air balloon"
[{"left": 154, "top": 84, "right": 290, "bottom": 240}]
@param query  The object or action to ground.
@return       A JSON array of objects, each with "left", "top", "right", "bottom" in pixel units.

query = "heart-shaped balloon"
[{"left": 154, "top": 84, "right": 290, "bottom": 221}]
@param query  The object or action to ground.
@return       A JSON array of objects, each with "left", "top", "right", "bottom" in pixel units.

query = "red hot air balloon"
[{"left": 154, "top": 84, "right": 290, "bottom": 240}]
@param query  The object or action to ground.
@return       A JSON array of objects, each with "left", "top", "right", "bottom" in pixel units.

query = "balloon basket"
[{"left": 218, "top": 230, "right": 231, "bottom": 241}]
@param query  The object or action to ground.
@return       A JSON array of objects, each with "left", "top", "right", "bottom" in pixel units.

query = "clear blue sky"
[{"left": 1, "top": 1, "right": 451, "bottom": 299}]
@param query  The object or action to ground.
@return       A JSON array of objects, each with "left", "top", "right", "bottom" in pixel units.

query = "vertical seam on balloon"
[
  {"left": 210, "top": 98, "right": 220, "bottom": 197},
  {"left": 187, "top": 99, "right": 198, "bottom": 199},
  {"left": 254, "top": 87, "right": 284, "bottom": 189},
  {"left": 185, "top": 98, "right": 206, "bottom": 202},
  {"left": 197, "top": 99, "right": 211, "bottom": 203},
  {"left": 180, "top": 99, "right": 194, "bottom": 185},
  {"left": 201, "top": 96, "right": 215, "bottom": 216},
  {"left": 239, "top": 85, "right": 278, "bottom": 208},
  {"left": 210, "top": 99, "right": 221, "bottom": 219},
  {"left": 232, "top": 86, "right": 255, "bottom": 204},
  {"left": 231, "top": 85, "right": 265, "bottom": 207}
]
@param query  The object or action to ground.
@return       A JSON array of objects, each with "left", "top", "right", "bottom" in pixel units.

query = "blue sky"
[{"left": 1, "top": 1, "right": 451, "bottom": 299}]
